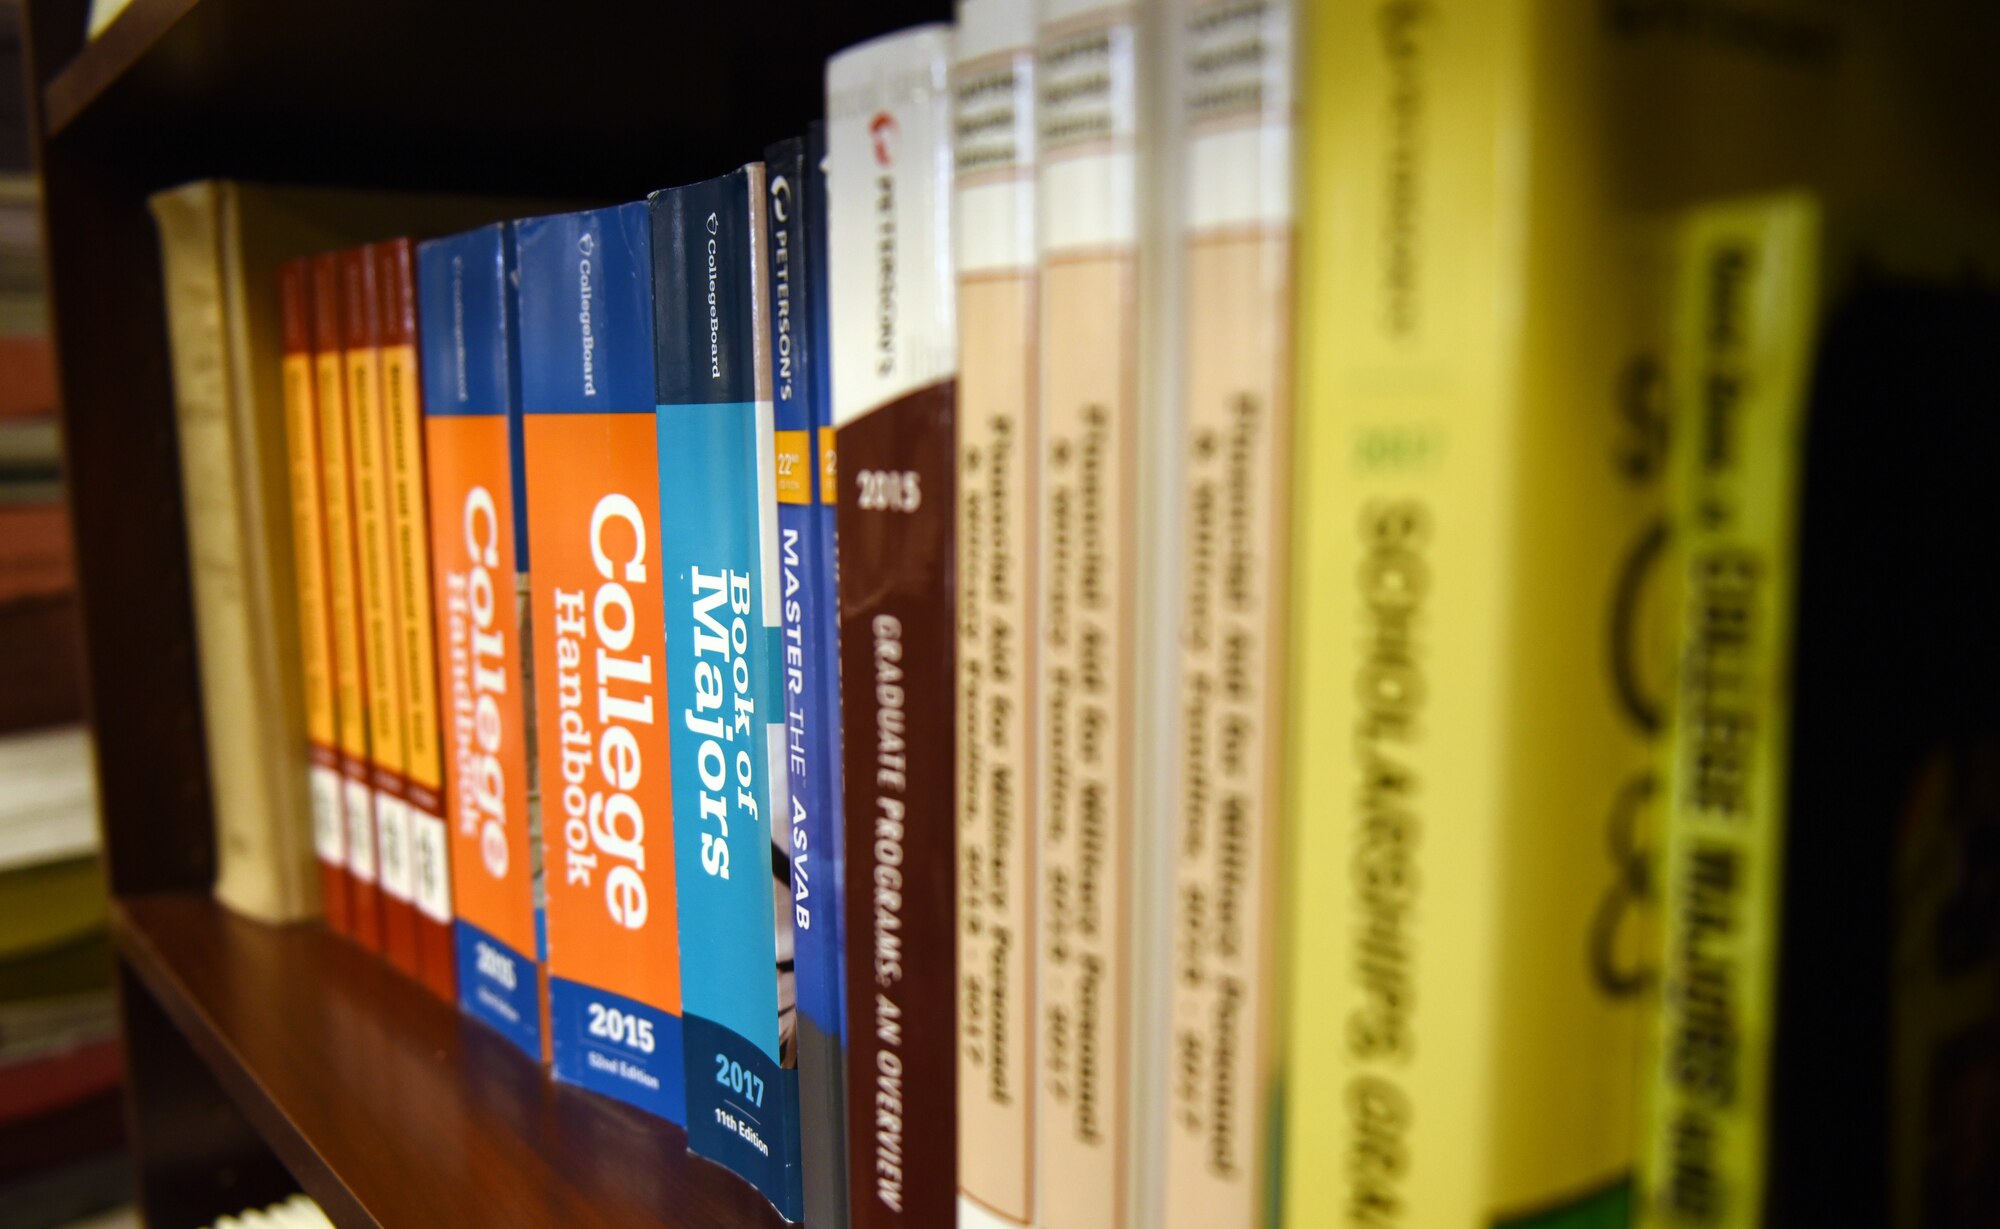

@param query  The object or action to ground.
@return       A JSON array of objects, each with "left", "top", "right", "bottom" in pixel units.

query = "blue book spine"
[
  {"left": 768, "top": 131, "right": 850, "bottom": 1229},
  {"left": 418, "top": 224, "right": 545, "bottom": 1061},
  {"left": 517, "top": 204, "right": 687, "bottom": 1123},
  {"left": 651, "top": 167, "right": 804, "bottom": 1220}
]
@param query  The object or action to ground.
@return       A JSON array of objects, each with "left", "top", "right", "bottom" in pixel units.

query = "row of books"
[{"left": 145, "top": 1, "right": 2000, "bottom": 1228}]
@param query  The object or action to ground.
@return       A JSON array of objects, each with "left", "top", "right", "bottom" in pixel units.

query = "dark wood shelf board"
[
  {"left": 113, "top": 894, "right": 790, "bottom": 1229},
  {"left": 43, "top": 0, "right": 949, "bottom": 198}
]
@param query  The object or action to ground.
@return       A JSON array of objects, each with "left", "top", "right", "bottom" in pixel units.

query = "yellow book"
[
  {"left": 1279, "top": 4, "right": 1849, "bottom": 1226},
  {"left": 1638, "top": 194, "right": 2000, "bottom": 1229}
]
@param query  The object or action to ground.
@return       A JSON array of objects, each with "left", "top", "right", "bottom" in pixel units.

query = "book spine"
[
  {"left": 377, "top": 239, "right": 456, "bottom": 1002},
  {"left": 1637, "top": 197, "right": 1817, "bottom": 1229},
  {"left": 422, "top": 225, "right": 546, "bottom": 1058},
  {"left": 519, "top": 203, "right": 681, "bottom": 1107},
  {"left": 767, "top": 132, "right": 852, "bottom": 1229},
  {"left": 951, "top": 2, "right": 1039, "bottom": 1224},
  {"left": 1033, "top": 4, "right": 1143, "bottom": 1226},
  {"left": 1159, "top": 3, "right": 1294, "bottom": 1227},
  {"left": 1283, "top": 4, "right": 1689, "bottom": 1225},
  {"left": 653, "top": 166, "right": 804, "bottom": 1220},
  {"left": 342, "top": 247, "right": 421, "bottom": 977},
  {"left": 313, "top": 251, "right": 382, "bottom": 953},
  {"left": 826, "top": 25, "right": 960, "bottom": 1229},
  {"left": 280, "top": 258, "right": 352, "bottom": 937}
]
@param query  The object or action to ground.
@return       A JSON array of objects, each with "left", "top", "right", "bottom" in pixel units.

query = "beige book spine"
[
  {"left": 955, "top": 1, "right": 1041, "bottom": 1225},
  {"left": 1033, "top": 3, "right": 1146, "bottom": 1227},
  {"left": 149, "top": 181, "right": 317, "bottom": 922},
  {"left": 1158, "top": 2, "right": 1294, "bottom": 1227}
]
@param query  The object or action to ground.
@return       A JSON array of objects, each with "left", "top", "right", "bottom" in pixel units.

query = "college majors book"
[{"left": 652, "top": 166, "right": 805, "bottom": 1219}]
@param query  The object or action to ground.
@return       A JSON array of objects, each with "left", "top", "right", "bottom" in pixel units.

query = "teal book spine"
[{"left": 651, "top": 165, "right": 805, "bottom": 1221}]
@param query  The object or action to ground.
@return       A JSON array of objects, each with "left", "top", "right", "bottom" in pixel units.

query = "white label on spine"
[
  {"left": 345, "top": 778, "right": 377, "bottom": 882},
  {"left": 311, "top": 764, "right": 346, "bottom": 865},
  {"left": 826, "top": 24, "right": 959, "bottom": 426},
  {"left": 376, "top": 791, "right": 414, "bottom": 902},
  {"left": 413, "top": 811, "right": 453, "bottom": 922},
  {"left": 1038, "top": 10, "right": 1140, "bottom": 253},
  {"left": 1184, "top": 0, "right": 1294, "bottom": 233}
]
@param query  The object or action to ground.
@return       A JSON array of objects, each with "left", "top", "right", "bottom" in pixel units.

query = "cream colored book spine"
[
  {"left": 149, "top": 181, "right": 318, "bottom": 923},
  {"left": 1159, "top": 2, "right": 1294, "bottom": 1227},
  {"left": 955, "top": 1, "right": 1042, "bottom": 1226},
  {"left": 1032, "top": 3, "right": 1153, "bottom": 1227}
]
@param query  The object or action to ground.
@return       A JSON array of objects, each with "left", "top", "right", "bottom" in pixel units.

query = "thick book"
[
  {"left": 826, "top": 25, "right": 960, "bottom": 1229},
  {"left": 146, "top": 182, "right": 323, "bottom": 923},
  {"left": 1032, "top": 3, "right": 1155, "bottom": 1226},
  {"left": 1638, "top": 196, "right": 2000, "bottom": 1229},
  {"left": 277, "top": 258, "right": 352, "bottom": 937},
  {"left": 518, "top": 203, "right": 682, "bottom": 1106},
  {"left": 1158, "top": 2, "right": 1294, "bottom": 1227},
  {"left": 420, "top": 223, "right": 544, "bottom": 1055},
  {"left": 1277, "top": 4, "right": 1858, "bottom": 1227},
  {"left": 651, "top": 165, "right": 804, "bottom": 1221},
  {"left": 375, "top": 239, "right": 456, "bottom": 1001},
  {"left": 765, "top": 130, "right": 851, "bottom": 1229},
  {"left": 950, "top": 1, "right": 1038, "bottom": 1224},
  {"left": 313, "top": 249, "right": 382, "bottom": 952},
  {"left": 340, "top": 246, "right": 422, "bottom": 978}
]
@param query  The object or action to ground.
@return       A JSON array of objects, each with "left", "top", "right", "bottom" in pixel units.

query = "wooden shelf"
[
  {"left": 114, "top": 894, "right": 790, "bottom": 1229},
  {"left": 19, "top": 0, "right": 946, "bottom": 1220}
]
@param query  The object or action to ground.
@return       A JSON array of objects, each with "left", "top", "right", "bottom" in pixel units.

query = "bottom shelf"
[{"left": 113, "top": 893, "right": 788, "bottom": 1229}]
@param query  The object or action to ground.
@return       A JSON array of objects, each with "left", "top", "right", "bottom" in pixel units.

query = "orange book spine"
[
  {"left": 341, "top": 246, "right": 419, "bottom": 975},
  {"left": 312, "top": 251, "right": 382, "bottom": 952},
  {"left": 376, "top": 239, "right": 456, "bottom": 1002},
  {"left": 279, "top": 259, "right": 351, "bottom": 937}
]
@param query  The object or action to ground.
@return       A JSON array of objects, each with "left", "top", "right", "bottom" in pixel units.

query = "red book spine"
[
  {"left": 375, "top": 239, "right": 456, "bottom": 1002},
  {"left": 280, "top": 259, "right": 352, "bottom": 938},
  {"left": 311, "top": 251, "right": 382, "bottom": 953},
  {"left": 341, "top": 245, "right": 421, "bottom": 977}
]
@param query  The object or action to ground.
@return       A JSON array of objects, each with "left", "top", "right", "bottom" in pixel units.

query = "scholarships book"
[
  {"left": 766, "top": 130, "right": 851, "bottom": 1229},
  {"left": 375, "top": 239, "right": 455, "bottom": 1001},
  {"left": 1277, "top": 4, "right": 1855, "bottom": 1227},
  {"left": 1159, "top": 2, "right": 1294, "bottom": 1226},
  {"left": 652, "top": 166, "right": 804, "bottom": 1221},
  {"left": 1638, "top": 196, "right": 2000, "bottom": 1229},
  {"left": 278, "top": 258, "right": 351, "bottom": 937},
  {"left": 1033, "top": 3, "right": 1153, "bottom": 1226},
  {"left": 826, "top": 25, "right": 960, "bottom": 1229},
  {"left": 518, "top": 203, "right": 682, "bottom": 1110},
  {"left": 420, "top": 223, "right": 542, "bottom": 1049},
  {"left": 950, "top": 0, "right": 1038, "bottom": 1224},
  {"left": 313, "top": 250, "right": 382, "bottom": 952},
  {"left": 340, "top": 246, "right": 422, "bottom": 977}
]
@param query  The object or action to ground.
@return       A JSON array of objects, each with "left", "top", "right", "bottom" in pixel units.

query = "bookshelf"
[{"left": 18, "top": 0, "right": 945, "bottom": 1223}]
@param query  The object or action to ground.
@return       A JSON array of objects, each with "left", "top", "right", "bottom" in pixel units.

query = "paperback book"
[
  {"left": 375, "top": 238, "right": 455, "bottom": 1001},
  {"left": 519, "top": 203, "right": 682, "bottom": 1110},
  {"left": 950, "top": 1, "right": 1039, "bottom": 1224},
  {"left": 765, "top": 130, "right": 852, "bottom": 1229},
  {"left": 341, "top": 246, "right": 421, "bottom": 977},
  {"left": 1033, "top": 3, "right": 1149, "bottom": 1225},
  {"left": 278, "top": 258, "right": 352, "bottom": 937},
  {"left": 313, "top": 250, "right": 383, "bottom": 952},
  {"left": 1159, "top": 1, "right": 1294, "bottom": 1225},
  {"left": 826, "top": 24, "right": 961, "bottom": 1229},
  {"left": 652, "top": 165, "right": 803, "bottom": 1220},
  {"left": 420, "top": 223, "right": 543, "bottom": 1054}
]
